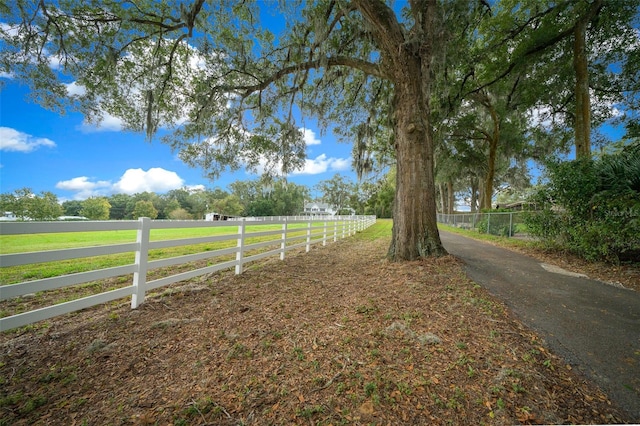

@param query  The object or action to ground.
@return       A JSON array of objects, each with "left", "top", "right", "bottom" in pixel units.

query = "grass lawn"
[{"left": 0, "top": 222, "right": 335, "bottom": 285}]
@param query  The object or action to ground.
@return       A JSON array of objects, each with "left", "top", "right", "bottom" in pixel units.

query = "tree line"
[{"left": 0, "top": 174, "right": 395, "bottom": 221}]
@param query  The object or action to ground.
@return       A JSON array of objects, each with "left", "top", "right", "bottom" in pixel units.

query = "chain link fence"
[{"left": 437, "top": 212, "right": 531, "bottom": 238}]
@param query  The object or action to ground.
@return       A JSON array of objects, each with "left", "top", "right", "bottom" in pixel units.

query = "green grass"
[
  {"left": 352, "top": 219, "right": 392, "bottom": 241},
  {"left": 0, "top": 225, "right": 280, "bottom": 254},
  {"left": 0, "top": 221, "right": 372, "bottom": 285},
  {"left": 437, "top": 223, "right": 532, "bottom": 249}
]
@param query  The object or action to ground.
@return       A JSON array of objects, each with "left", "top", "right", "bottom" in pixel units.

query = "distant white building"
[
  {"left": 57, "top": 216, "right": 89, "bottom": 221},
  {"left": 302, "top": 202, "right": 337, "bottom": 216},
  {"left": 204, "top": 212, "right": 237, "bottom": 221},
  {"left": 0, "top": 212, "right": 17, "bottom": 221}
]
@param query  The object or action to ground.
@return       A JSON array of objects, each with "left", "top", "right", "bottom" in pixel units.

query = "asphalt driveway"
[{"left": 440, "top": 231, "right": 640, "bottom": 421}]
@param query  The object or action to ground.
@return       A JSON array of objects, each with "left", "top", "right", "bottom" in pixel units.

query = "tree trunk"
[
  {"left": 477, "top": 179, "right": 485, "bottom": 212},
  {"left": 447, "top": 179, "right": 454, "bottom": 214},
  {"left": 388, "top": 69, "right": 446, "bottom": 260},
  {"left": 482, "top": 102, "right": 500, "bottom": 210},
  {"left": 438, "top": 183, "right": 446, "bottom": 213},
  {"left": 355, "top": 0, "right": 446, "bottom": 260},
  {"left": 574, "top": 18, "right": 591, "bottom": 159},
  {"left": 470, "top": 177, "right": 478, "bottom": 213}
]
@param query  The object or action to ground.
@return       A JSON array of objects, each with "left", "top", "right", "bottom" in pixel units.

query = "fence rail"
[
  {"left": 437, "top": 211, "right": 530, "bottom": 238},
  {"left": 0, "top": 215, "right": 376, "bottom": 331}
]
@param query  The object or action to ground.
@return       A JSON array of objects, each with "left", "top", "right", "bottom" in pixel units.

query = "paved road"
[{"left": 440, "top": 231, "right": 640, "bottom": 421}]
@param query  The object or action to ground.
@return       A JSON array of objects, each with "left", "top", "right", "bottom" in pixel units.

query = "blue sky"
[
  {"left": 0, "top": 80, "right": 356, "bottom": 201},
  {"left": 0, "top": 3, "right": 362, "bottom": 203}
]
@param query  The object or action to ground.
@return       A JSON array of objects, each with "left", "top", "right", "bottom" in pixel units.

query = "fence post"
[
  {"left": 280, "top": 219, "right": 287, "bottom": 260},
  {"left": 487, "top": 212, "right": 491, "bottom": 235},
  {"left": 235, "top": 219, "right": 246, "bottom": 274},
  {"left": 131, "top": 217, "right": 150, "bottom": 309},
  {"left": 509, "top": 212, "right": 513, "bottom": 237},
  {"left": 306, "top": 221, "right": 311, "bottom": 252},
  {"left": 323, "top": 220, "right": 327, "bottom": 246},
  {"left": 334, "top": 219, "right": 338, "bottom": 242}
]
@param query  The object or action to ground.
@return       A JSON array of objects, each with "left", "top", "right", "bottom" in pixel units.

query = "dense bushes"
[{"left": 525, "top": 142, "right": 640, "bottom": 263}]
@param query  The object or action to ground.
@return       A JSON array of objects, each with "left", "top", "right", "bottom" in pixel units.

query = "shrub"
[{"left": 524, "top": 142, "right": 640, "bottom": 262}]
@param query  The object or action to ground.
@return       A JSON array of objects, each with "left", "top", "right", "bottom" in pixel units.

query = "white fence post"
[
  {"left": 280, "top": 219, "right": 287, "bottom": 260},
  {"left": 323, "top": 221, "right": 327, "bottom": 246},
  {"left": 333, "top": 220, "right": 338, "bottom": 242},
  {"left": 306, "top": 221, "right": 311, "bottom": 252},
  {"left": 131, "top": 217, "right": 150, "bottom": 309},
  {"left": 235, "top": 219, "right": 246, "bottom": 274}
]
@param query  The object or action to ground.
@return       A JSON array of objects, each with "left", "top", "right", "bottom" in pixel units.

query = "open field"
[
  {"left": 0, "top": 221, "right": 323, "bottom": 321},
  {"left": 0, "top": 220, "right": 632, "bottom": 425},
  {"left": 0, "top": 224, "right": 317, "bottom": 254},
  {"left": 0, "top": 223, "right": 312, "bottom": 285}
]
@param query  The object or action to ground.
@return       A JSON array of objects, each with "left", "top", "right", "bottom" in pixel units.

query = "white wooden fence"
[{"left": 0, "top": 215, "right": 376, "bottom": 331}]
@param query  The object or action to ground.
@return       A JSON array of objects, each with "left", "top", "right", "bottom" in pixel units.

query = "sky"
[
  {"left": 0, "top": 2, "right": 359, "bottom": 203},
  {"left": 0, "top": 80, "right": 356, "bottom": 202}
]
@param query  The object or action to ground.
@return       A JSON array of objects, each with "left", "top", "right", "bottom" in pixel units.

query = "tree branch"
[
  {"left": 352, "top": 0, "right": 405, "bottom": 57},
  {"left": 465, "top": 0, "right": 604, "bottom": 97},
  {"left": 236, "top": 56, "right": 387, "bottom": 98}
]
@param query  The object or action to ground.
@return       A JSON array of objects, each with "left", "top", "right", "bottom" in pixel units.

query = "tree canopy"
[{"left": 2, "top": 0, "right": 638, "bottom": 260}]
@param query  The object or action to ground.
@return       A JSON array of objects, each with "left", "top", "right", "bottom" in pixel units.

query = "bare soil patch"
[{"left": 1, "top": 233, "right": 632, "bottom": 425}]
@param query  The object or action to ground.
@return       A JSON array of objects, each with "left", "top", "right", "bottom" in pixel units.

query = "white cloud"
[
  {"left": 112, "top": 167, "right": 185, "bottom": 194},
  {"left": 77, "top": 111, "right": 125, "bottom": 133},
  {"left": 328, "top": 157, "right": 351, "bottom": 171},
  {"left": 56, "top": 167, "right": 187, "bottom": 199},
  {"left": 0, "top": 22, "right": 18, "bottom": 38},
  {"left": 64, "top": 81, "right": 86, "bottom": 96},
  {"left": 185, "top": 184, "right": 206, "bottom": 192},
  {"left": 56, "top": 176, "right": 112, "bottom": 199},
  {"left": 291, "top": 153, "right": 351, "bottom": 175},
  {"left": 300, "top": 128, "right": 322, "bottom": 146},
  {"left": 62, "top": 81, "right": 125, "bottom": 132},
  {"left": 56, "top": 176, "right": 111, "bottom": 191},
  {"left": 0, "top": 127, "right": 56, "bottom": 152}
]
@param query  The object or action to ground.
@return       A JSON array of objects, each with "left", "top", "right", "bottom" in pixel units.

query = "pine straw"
[{"left": 0, "top": 235, "right": 631, "bottom": 425}]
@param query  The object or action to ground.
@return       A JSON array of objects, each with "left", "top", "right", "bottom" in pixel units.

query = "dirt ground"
[{"left": 0, "top": 229, "right": 635, "bottom": 425}]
